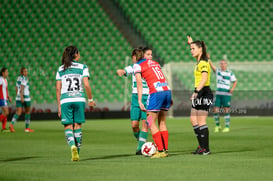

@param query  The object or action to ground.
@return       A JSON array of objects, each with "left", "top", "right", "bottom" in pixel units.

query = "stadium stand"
[
  {"left": 1, "top": 0, "right": 272, "bottom": 104},
  {"left": 1, "top": 0, "right": 132, "bottom": 103}
]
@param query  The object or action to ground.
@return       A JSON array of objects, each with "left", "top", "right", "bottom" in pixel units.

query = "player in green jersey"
[
  {"left": 209, "top": 60, "right": 237, "bottom": 133},
  {"left": 116, "top": 47, "right": 152, "bottom": 155},
  {"left": 56, "top": 46, "right": 96, "bottom": 161},
  {"left": 9, "top": 67, "right": 34, "bottom": 133}
]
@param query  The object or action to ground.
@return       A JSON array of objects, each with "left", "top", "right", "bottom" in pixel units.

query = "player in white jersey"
[
  {"left": 0, "top": 67, "right": 12, "bottom": 132},
  {"left": 56, "top": 46, "right": 96, "bottom": 161},
  {"left": 209, "top": 60, "right": 237, "bottom": 133},
  {"left": 9, "top": 67, "right": 34, "bottom": 133},
  {"left": 116, "top": 47, "right": 151, "bottom": 155}
]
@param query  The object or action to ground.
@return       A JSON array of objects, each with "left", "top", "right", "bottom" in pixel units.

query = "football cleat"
[
  {"left": 1, "top": 128, "right": 10, "bottom": 133},
  {"left": 165, "top": 150, "right": 169, "bottom": 157},
  {"left": 197, "top": 148, "right": 211, "bottom": 155},
  {"left": 71, "top": 145, "right": 79, "bottom": 161},
  {"left": 136, "top": 150, "right": 142, "bottom": 155},
  {"left": 222, "top": 127, "right": 230, "bottom": 133},
  {"left": 25, "top": 128, "right": 35, "bottom": 132},
  {"left": 191, "top": 146, "right": 202, "bottom": 155},
  {"left": 214, "top": 126, "right": 221, "bottom": 133},
  {"left": 9, "top": 125, "right": 15, "bottom": 132},
  {"left": 151, "top": 151, "right": 168, "bottom": 159}
]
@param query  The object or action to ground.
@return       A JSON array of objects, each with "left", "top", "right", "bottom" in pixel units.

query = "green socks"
[
  {"left": 11, "top": 114, "right": 19, "bottom": 125},
  {"left": 65, "top": 129, "right": 75, "bottom": 147},
  {"left": 74, "top": 128, "right": 82, "bottom": 153},
  {"left": 213, "top": 113, "right": 220, "bottom": 127},
  {"left": 133, "top": 131, "right": 140, "bottom": 140},
  {"left": 136, "top": 131, "right": 148, "bottom": 151},
  {"left": 25, "top": 114, "right": 30, "bottom": 128},
  {"left": 224, "top": 113, "right": 230, "bottom": 128}
]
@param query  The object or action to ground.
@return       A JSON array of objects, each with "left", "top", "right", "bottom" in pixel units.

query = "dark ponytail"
[
  {"left": 61, "top": 46, "right": 79, "bottom": 71},
  {"left": 135, "top": 48, "right": 144, "bottom": 62},
  {"left": 191, "top": 40, "right": 209, "bottom": 61},
  {"left": 20, "top": 67, "right": 26, "bottom": 75}
]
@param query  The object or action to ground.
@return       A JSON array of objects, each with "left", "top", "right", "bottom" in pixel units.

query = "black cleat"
[
  {"left": 136, "top": 150, "right": 142, "bottom": 155},
  {"left": 191, "top": 146, "right": 202, "bottom": 155},
  {"left": 197, "top": 148, "right": 211, "bottom": 155}
]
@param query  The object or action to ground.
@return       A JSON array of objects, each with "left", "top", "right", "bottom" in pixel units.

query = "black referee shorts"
[{"left": 191, "top": 86, "right": 213, "bottom": 111}]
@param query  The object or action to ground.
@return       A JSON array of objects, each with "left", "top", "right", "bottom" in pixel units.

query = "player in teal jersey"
[
  {"left": 56, "top": 46, "right": 96, "bottom": 161},
  {"left": 209, "top": 60, "right": 237, "bottom": 133},
  {"left": 116, "top": 47, "right": 152, "bottom": 155},
  {"left": 9, "top": 67, "right": 34, "bottom": 133}
]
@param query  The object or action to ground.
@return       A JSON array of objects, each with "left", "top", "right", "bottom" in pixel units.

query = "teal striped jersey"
[
  {"left": 125, "top": 64, "right": 149, "bottom": 95},
  {"left": 215, "top": 68, "right": 236, "bottom": 95},
  {"left": 16, "top": 75, "right": 31, "bottom": 101},
  {"left": 56, "top": 61, "right": 89, "bottom": 104}
]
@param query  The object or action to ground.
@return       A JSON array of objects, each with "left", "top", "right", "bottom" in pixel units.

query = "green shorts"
[
  {"left": 61, "top": 102, "right": 86, "bottom": 125},
  {"left": 214, "top": 94, "right": 231, "bottom": 108},
  {"left": 16, "top": 100, "right": 31, "bottom": 108},
  {"left": 130, "top": 94, "right": 148, "bottom": 121}
]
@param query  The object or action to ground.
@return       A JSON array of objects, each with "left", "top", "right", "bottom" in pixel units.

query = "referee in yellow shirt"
[{"left": 187, "top": 35, "right": 213, "bottom": 155}]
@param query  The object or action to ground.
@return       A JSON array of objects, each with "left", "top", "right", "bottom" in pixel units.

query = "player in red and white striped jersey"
[{"left": 0, "top": 67, "right": 12, "bottom": 132}]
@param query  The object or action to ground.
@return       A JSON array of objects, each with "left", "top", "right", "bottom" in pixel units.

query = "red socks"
[
  {"left": 161, "top": 131, "right": 169, "bottom": 150},
  {"left": 0, "top": 114, "right": 5, "bottom": 121},
  {"left": 0, "top": 115, "right": 7, "bottom": 129},
  {"left": 152, "top": 131, "right": 169, "bottom": 151}
]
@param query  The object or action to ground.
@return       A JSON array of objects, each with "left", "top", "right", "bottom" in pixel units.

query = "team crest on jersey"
[{"left": 147, "top": 60, "right": 156, "bottom": 67}]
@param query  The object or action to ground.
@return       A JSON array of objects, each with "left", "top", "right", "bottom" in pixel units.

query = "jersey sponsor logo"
[
  {"left": 68, "top": 92, "right": 82, "bottom": 97},
  {"left": 154, "top": 81, "right": 168, "bottom": 88}
]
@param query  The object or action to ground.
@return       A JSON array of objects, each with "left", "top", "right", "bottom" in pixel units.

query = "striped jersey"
[
  {"left": 215, "top": 68, "right": 236, "bottom": 96},
  {"left": 56, "top": 61, "right": 89, "bottom": 105},
  {"left": 133, "top": 58, "right": 170, "bottom": 94},
  {"left": 125, "top": 64, "right": 149, "bottom": 95},
  {"left": 16, "top": 75, "right": 31, "bottom": 101},
  {"left": 0, "top": 76, "right": 9, "bottom": 100}
]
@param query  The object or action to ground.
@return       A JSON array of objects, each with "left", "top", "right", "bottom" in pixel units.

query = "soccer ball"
[{"left": 141, "top": 142, "right": 157, "bottom": 156}]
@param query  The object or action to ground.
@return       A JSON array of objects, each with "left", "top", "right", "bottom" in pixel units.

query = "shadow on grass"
[
  {"left": 170, "top": 147, "right": 256, "bottom": 156},
  {"left": 81, "top": 154, "right": 134, "bottom": 161},
  {"left": 0, "top": 156, "right": 38, "bottom": 162}
]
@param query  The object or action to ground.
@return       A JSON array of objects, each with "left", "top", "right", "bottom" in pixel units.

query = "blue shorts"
[
  {"left": 146, "top": 90, "right": 172, "bottom": 112},
  {"left": 0, "top": 99, "right": 8, "bottom": 107}
]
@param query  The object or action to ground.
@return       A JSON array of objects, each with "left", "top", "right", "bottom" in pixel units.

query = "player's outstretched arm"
[
  {"left": 116, "top": 69, "right": 126, "bottom": 77},
  {"left": 208, "top": 60, "right": 216, "bottom": 72},
  {"left": 187, "top": 35, "right": 193, "bottom": 44}
]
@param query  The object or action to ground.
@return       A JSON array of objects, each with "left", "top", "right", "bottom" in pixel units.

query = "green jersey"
[
  {"left": 125, "top": 64, "right": 149, "bottom": 95},
  {"left": 215, "top": 68, "right": 236, "bottom": 96},
  {"left": 16, "top": 75, "right": 31, "bottom": 101},
  {"left": 56, "top": 61, "right": 89, "bottom": 105}
]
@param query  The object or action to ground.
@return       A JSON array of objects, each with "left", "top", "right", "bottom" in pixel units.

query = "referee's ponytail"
[{"left": 191, "top": 40, "right": 209, "bottom": 61}]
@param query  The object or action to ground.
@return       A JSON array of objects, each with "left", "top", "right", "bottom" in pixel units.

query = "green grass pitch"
[{"left": 0, "top": 117, "right": 272, "bottom": 181}]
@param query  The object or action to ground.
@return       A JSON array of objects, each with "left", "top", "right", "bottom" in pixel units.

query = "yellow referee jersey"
[{"left": 194, "top": 60, "right": 211, "bottom": 88}]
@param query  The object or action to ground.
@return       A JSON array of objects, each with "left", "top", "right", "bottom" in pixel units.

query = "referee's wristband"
[
  {"left": 88, "top": 98, "right": 94, "bottom": 102},
  {"left": 194, "top": 90, "right": 199, "bottom": 93}
]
